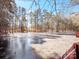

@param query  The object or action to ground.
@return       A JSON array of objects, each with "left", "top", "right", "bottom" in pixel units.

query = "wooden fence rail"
[{"left": 62, "top": 43, "right": 79, "bottom": 59}]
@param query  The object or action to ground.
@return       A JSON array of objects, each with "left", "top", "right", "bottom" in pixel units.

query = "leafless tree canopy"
[
  {"left": 70, "top": 0, "right": 79, "bottom": 5},
  {"left": 0, "top": 0, "right": 16, "bottom": 34}
]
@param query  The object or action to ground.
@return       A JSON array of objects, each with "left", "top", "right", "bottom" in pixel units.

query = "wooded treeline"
[{"left": 11, "top": 8, "right": 79, "bottom": 32}]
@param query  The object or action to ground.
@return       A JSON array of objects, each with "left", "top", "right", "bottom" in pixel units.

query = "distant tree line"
[
  {"left": 30, "top": 9, "right": 79, "bottom": 32},
  {"left": 11, "top": 7, "right": 79, "bottom": 32}
]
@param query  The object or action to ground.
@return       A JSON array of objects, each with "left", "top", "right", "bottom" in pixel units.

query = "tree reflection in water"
[{"left": 0, "top": 35, "right": 43, "bottom": 59}]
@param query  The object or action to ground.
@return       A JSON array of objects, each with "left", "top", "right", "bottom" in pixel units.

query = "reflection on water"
[
  {"left": 8, "top": 33, "right": 35, "bottom": 59},
  {"left": 9, "top": 37, "right": 31, "bottom": 59},
  {"left": 0, "top": 33, "right": 43, "bottom": 59},
  {"left": 0, "top": 36, "right": 9, "bottom": 59}
]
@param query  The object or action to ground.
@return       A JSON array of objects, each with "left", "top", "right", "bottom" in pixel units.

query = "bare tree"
[
  {"left": 0, "top": 0, "right": 16, "bottom": 34},
  {"left": 70, "top": 0, "right": 79, "bottom": 5}
]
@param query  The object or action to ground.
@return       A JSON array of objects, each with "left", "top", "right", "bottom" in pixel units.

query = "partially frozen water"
[
  {"left": 0, "top": 33, "right": 44, "bottom": 59},
  {"left": 7, "top": 33, "right": 37, "bottom": 59}
]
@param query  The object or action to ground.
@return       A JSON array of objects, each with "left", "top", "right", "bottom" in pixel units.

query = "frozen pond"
[
  {"left": 0, "top": 33, "right": 43, "bottom": 59},
  {"left": 0, "top": 33, "right": 76, "bottom": 59}
]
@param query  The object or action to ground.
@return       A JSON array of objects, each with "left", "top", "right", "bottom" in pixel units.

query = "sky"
[{"left": 15, "top": 0, "right": 79, "bottom": 15}]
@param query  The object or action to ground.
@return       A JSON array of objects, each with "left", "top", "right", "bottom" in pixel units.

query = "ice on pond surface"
[
  {"left": 7, "top": 33, "right": 41, "bottom": 59},
  {"left": 8, "top": 33, "right": 32, "bottom": 59},
  {"left": 0, "top": 33, "right": 44, "bottom": 59}
]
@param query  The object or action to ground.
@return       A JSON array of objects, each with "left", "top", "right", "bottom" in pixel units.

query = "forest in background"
[
  {"left": 0, "top": 0, "right": 79, "bottom": 33},
  {"left": 10, "top": 7, "right": 79, "bottom": 32}
]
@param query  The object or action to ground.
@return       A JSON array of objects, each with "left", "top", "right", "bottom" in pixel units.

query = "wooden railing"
[{"left": 62, "top": 43, "right": 79, "bottom": 59}]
